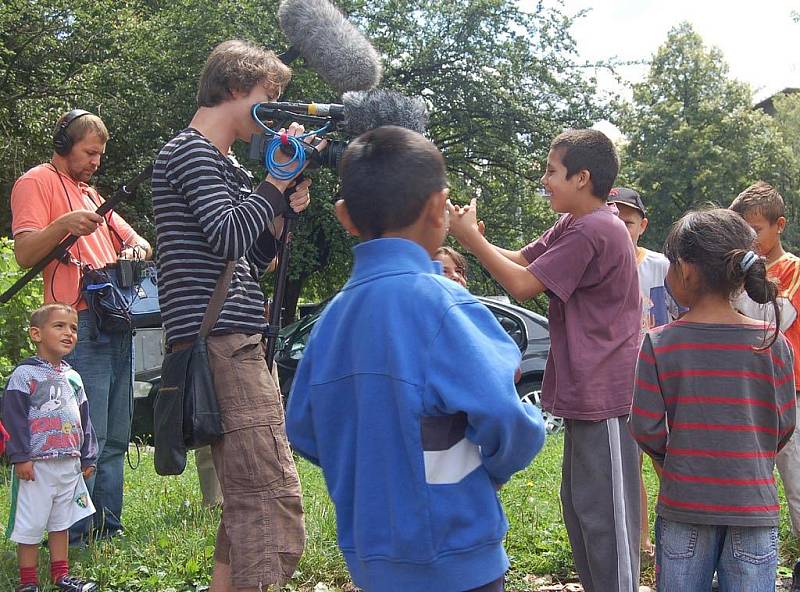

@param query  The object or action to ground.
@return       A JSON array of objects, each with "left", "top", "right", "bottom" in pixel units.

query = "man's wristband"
[{"left": 254, "top": 180, "right": 289, "bottom": 218}]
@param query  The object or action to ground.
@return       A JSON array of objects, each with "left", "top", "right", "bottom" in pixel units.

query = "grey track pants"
[
  {"left": 776, "top": 403, "right": 800, "bottom": 535},
  {"left": 560, "top": 415, "right": 641, "bottom": 592}
]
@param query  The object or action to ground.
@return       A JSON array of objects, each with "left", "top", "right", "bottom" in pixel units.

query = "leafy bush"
[{"left": 0, "top": 237, "right": 43, "bottom": 383}]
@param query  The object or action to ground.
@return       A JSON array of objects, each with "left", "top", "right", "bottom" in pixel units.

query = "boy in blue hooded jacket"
[{"left": 286, "top": 125, "right": 546, "bottom": 592}]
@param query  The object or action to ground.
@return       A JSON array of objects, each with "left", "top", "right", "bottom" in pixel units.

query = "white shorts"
[{"left": 6, "top": 457, "right": 95, "bottom": 544}]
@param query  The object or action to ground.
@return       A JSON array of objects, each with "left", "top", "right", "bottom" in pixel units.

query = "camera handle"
[{"left": 266, "top": 176, "right": 302, "bottom": 367}]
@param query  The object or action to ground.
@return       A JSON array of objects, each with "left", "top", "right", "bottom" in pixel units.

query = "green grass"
[{"left": 0, "top": 436, "right": 795, "bottom": 590}]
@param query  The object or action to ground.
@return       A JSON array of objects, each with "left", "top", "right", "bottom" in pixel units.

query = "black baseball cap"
[{"left": 608, "top": 187, "right": 646, "bottom": 217}]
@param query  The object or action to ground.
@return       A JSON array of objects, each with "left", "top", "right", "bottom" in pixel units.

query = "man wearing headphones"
[{"left": 10, "top": 110, "right": 152, "bottom": 546}]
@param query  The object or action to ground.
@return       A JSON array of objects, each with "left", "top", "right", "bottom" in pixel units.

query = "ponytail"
[{"left": 726, "top": 249, "right": 780, "bottom": 349}]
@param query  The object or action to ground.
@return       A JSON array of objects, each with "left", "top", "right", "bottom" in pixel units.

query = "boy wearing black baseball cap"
[{"left": 608, "top": 187, "right": 678, "bottom": 564}]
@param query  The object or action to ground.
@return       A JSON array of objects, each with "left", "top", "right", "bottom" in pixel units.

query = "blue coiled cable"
[{"left": 251, "top": 104, "right": 330, "bottom": 180}]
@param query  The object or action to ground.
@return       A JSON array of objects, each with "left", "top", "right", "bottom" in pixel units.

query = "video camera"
[
  {"left": 248, "top": 91, "right": 429, "bottom": 177},
  {"left": 248, "top": 101, "right": 350, "bottom": 173}
]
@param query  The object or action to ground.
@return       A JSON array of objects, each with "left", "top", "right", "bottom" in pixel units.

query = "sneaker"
[
  {"left": 56, "top": 576, "right": 98, "bottom": 592},
  {"left": 791, "top": 559, "right": 800, "bottom": 592},
  {"left": 94, "top": 527, "right": 125, "bottom": 542},
  {"left": 16, "top": 585, "right": 40, "bottom": 592}
]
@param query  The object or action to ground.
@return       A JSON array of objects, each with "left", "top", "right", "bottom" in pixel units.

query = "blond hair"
[
  {"left": 730, "top": 181, "right": 785, "bottom": 224},
  {"left": 30, "top": 303, "right": 78, "bottom": 328},
  {"left": 54, "top": 112, "right": 109, "bottom": 145}
]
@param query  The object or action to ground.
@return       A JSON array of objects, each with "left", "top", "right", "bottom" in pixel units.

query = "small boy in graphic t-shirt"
[{"left": 3, "top": 303, "right": 98, "bottom": 592}]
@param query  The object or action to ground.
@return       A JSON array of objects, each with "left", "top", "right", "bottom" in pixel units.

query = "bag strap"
[{"left": 198, "top": 261, "right": 236, "bottom": 339}]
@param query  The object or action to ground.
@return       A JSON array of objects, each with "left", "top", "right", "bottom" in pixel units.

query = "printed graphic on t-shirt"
[{"left": 28, "top": 376, "right": 82, "bottom": 455}]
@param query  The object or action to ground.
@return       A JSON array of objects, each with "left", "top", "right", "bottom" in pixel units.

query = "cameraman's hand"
[
  {"left": 287, "top": 178, "right": 312, "bottom": 214},
  {"left": 15, "top": 461, "right": 34, "bottom": 481},
  {"left": 267, "top": 179, "right": 313, "bottom": 239},
  {"left": 446, "top": 198, "right": 485, "bottom": 252},
  {"left": 59, "top": 210, "right": 104, "bottom": 237}
]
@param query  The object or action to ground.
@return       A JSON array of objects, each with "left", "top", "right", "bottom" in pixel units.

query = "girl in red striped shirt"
[{"left": 630, "top": 208, "right": 796, "bottom": 592}]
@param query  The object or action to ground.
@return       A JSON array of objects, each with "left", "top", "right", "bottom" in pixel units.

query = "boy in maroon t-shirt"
[{"left": 448, "top": 129, "right": 641, "bottom": 592}]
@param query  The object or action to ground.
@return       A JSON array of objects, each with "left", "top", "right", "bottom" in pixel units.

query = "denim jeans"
[
  {"left": 67, "top": 310, "right": 133, "bottom": 541},
  {"left": 655, "top": 516, "right": 778, "bottom": 592}
]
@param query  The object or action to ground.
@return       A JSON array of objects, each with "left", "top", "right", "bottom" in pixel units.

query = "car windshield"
[
  {"left": 280, "top": 314, "right": 318, "bottom": 360},
  {"left": 279, "top": 298, "right": 531, "bottom": 361}
]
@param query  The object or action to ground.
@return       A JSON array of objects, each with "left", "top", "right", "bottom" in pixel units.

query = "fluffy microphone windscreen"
[
  {"left": 278, "top": 0, "right": 383, "bottom": 94},
  {"left": 342, "top": 90, "right": 429, "bottom": 137}
]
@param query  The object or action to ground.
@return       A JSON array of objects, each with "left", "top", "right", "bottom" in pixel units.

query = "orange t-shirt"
[
  {"left": 768, "top": 252, "right": 800, "bottom": 388},
  {"left": 10, "top": 164, "right": 141, "bottom": 310}
]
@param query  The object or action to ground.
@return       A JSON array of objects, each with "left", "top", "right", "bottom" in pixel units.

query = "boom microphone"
[
  {"left": 278, "top": 0, "right": 383, "bottom": 94},
  {"left": 254, "top": 90, "right": 428, "bottom": 136},
  {"left": 341, "top": 90, "right": 428, "bottom": 135}
]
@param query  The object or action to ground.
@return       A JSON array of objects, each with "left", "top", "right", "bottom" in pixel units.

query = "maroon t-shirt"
[{"left": 522, "top": 206, "right": 640, "bottom": 420}]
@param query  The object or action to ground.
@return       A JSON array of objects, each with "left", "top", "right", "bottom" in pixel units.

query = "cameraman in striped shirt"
[{"left": 152, "top": 40, "right": 319, "bottom": 592}]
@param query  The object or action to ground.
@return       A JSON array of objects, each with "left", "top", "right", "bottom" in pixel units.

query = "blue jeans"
[
  {"left": 655, "top": 516, "right": 778, "bottom": 592},
  {"left": 67, "top": 310, "right": 133, "bottom": 541}
]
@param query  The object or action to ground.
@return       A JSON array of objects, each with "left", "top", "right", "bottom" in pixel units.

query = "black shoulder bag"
[{"left": 153, "top": 262, "right": 235, "bottom": 476}]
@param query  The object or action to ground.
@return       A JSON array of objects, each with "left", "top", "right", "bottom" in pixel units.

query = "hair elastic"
[{"left": 740, "top": 250, "right": 758, "bottom": 273}]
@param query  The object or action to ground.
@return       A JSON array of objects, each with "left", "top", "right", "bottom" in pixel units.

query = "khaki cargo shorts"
[{"left": 207, "top": 333, "right": 304, "bottom": 589}]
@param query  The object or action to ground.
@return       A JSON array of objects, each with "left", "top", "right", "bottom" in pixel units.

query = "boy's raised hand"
[
  {"left": 446, "top": 198, "right": 485, "bottom": 251},
  {"left": 15, "top": 461, "right": 34, "bottom": 481}
]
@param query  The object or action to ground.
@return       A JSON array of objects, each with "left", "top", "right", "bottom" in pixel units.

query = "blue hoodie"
[{"left": 286, "top": 238, "right": 545, "bottom": 592}]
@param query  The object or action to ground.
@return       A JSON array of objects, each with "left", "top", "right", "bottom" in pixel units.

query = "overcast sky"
[{"left": 521, "top": 0, "right": 800, "bottom": 102}]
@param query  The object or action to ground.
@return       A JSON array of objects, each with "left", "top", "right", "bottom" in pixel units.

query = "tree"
[
  {"left": 351, "top": 0, "right": 604, "bottom": 303},
  {"left": 769, "top": 92, "right": 800, "bottom": 252},
  {"left": 0, "top": 239, "right": 42, "bottom": 381},
  {"left": 617, "top": 22, "right": 797, "bottom": 249},
  {"left": 1, "top": 0, "right": 606, "bottom": 321}
]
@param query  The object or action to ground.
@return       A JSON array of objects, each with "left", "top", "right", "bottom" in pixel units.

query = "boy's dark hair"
[
  {"left": 729, "top": 181, "right": 786, "bottom": 224},
  {"left": 550, "top": 129, "right": 619, "bottom": 199},
  {"left": 340, "top": 126, "right": 447, "bottom": 239},
  {"left": 197, "top": 39, "right": 291, "bottom": 107},
  {"left": 435, "top": 246, "right": 468, "bottom": 278},
  {"left": 664, "top": 208, "right": 780, "bottom": 348},
  {"left": 30, "top": 303, "right": 77, "bottom": 328}
]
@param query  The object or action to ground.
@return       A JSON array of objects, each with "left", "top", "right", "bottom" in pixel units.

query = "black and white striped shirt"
[{"left": 152, "top": 128, "right": 279, "bottom": 345}]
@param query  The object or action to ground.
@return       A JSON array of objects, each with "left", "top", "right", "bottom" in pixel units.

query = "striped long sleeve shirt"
[
  {"left": 152, "top": 129, "right": 280, "bottom": 345},
  {"left": 630, "top": 321, "right": 796, "bottom": 527}
]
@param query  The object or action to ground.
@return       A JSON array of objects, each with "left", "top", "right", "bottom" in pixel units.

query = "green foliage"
[
  {"left": 770, "top": 92, "right": 800, "bottom": 253},
  {"left": 0, "top": 238, "right": 41, "bottom": 382},
  {"left": 617, "top": 22, "right": 799, "bottom": 250},
  {"left": 359, "top": 0, "right": 602, "bottom": 302},
  {"left": 0, "top": 0, "right": 604, "bottom": 318},
  {"left": 0, "top": 439, "right": 796, "bottom": 589}
]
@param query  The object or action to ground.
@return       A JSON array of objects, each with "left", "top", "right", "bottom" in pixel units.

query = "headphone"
[{"left": 53, "top": 109, "right": 92, "bottom": 156}]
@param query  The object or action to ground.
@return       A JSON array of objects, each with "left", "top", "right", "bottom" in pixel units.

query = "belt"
[
  {"left": 169, "top": 339, "right": 194, "bottom": 353},
  {"left": 169, "top": 333, "right": 265, "bottom": 353}
]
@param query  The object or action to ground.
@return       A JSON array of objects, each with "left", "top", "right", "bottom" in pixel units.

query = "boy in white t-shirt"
[{"left": 609, "top": 187, "right": 677, "bottom": 561}]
